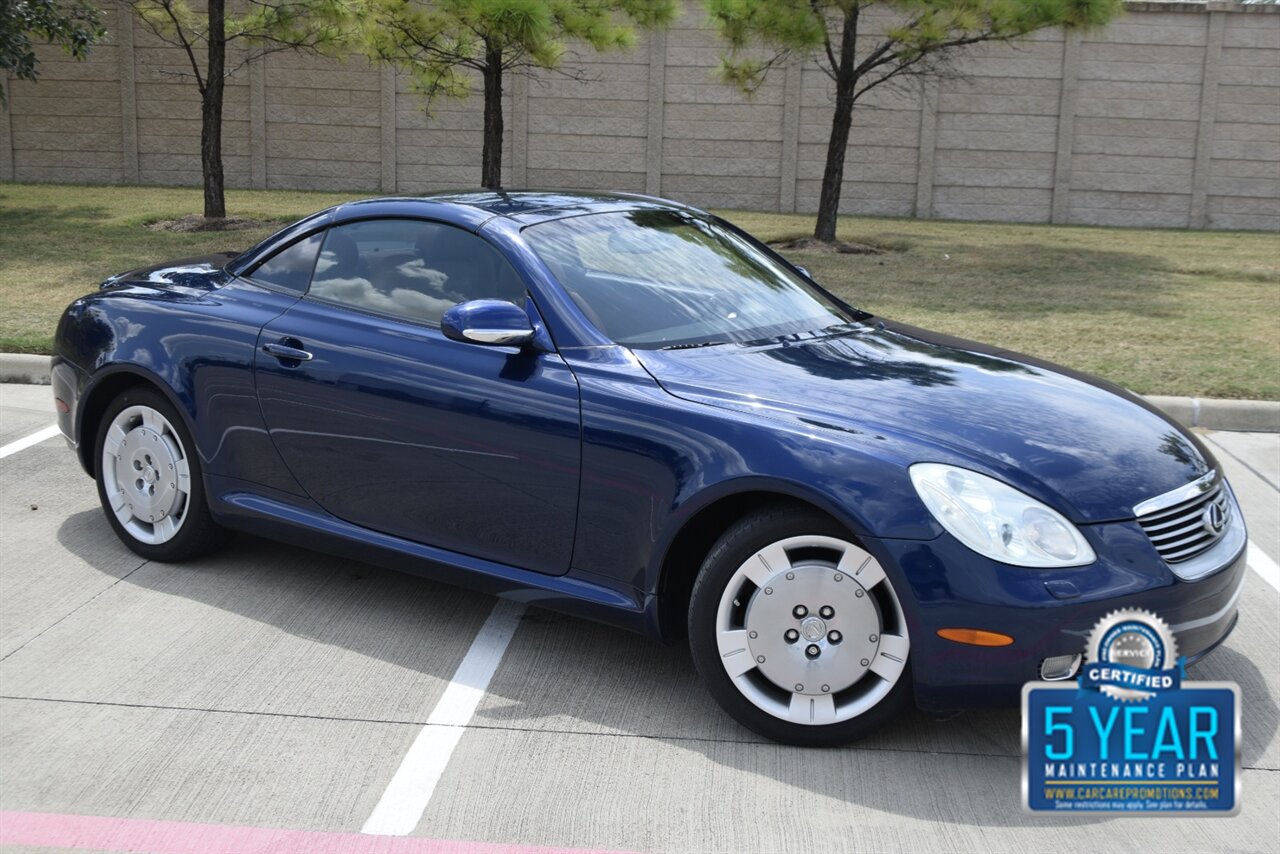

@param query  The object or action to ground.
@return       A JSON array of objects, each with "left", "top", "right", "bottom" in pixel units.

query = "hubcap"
[
  {"left": 799, "top": 616, "right": 826, "bottom": 642},
  {"left": 100, "top": 405, "right": 191, "bottom": 545},
  {"left": 715, "top": 535, "right": 909, "bottom": 726}
]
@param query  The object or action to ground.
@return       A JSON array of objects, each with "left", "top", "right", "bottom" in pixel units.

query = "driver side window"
[{"left": 308, "top": 219, "right": 527, "bottom": 325}]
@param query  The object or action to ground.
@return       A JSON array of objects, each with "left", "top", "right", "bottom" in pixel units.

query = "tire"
[
  {"left": 94, "top": 385, "right": 229, "bottom": 561},
  {"left": 688, "top": 505, "right": 912, "bottom": 746}
]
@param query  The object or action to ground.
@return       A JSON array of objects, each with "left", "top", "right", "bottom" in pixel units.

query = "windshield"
[{"left": 523, "top": 210, "right": 862, "bottom": 349}]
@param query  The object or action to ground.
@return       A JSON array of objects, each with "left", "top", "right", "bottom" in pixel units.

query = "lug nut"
[
  {"left": 819, "top": 605, "right": 834, "bottom": 619},
  {"left": 821, "top": 684, "right": 830, "bottom": 692},
  {"left": 792, "top": 605, "right": 808, "bottom": 618},
  {"left": 764, "top": 587, "right": 773, "bottom": 595},
  {"left": 748, "top": 630, "right": 758, "bottom": 639},
  {"left": 756, "top": 655, "right": 766, "bottom": 663},
  {"left": 828, "top": 630, "right": 842, "bottom": 644},
  {"left": 784, "top": 629, "right": 799, "bottom": 643},
  {"left": 805, "top": 644, "right": 820, "bottom": 658},
  {"left": 833, "top": 573, "right": 843, "bottom": 582},
  {"left": 785, "top": 572, "right": 795, "bottom": 580},
  {"left": 860, "top": 658, "right": 870, "bottom": 667},
  {"left": 795, "top": 683, "right": 804, "bottom": 691},
  {"left": 855, "top": 589, "right": 864, "bottom": 598},
  {"left": 869, "top": 634, "right": 878, "bottom": 642}
]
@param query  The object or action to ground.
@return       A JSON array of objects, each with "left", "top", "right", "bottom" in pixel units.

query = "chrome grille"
[{"left": 1136, "top": 476, "right": 1230, "bottom": 564}]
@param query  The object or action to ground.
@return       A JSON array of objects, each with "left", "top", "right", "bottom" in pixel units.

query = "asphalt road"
[{"left": 1, "top": 382, "right": 1277, "bottom": 854}]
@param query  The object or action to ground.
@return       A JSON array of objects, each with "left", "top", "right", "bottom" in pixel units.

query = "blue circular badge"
[{"left": 1085, "top": 608, "right": 1179, "bottom": 701}]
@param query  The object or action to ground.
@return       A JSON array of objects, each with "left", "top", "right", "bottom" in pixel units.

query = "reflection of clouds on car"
[
  {"left": 384, "top": 257, "right": 460, "bottom": 302},
  {"left": 307, "top": 219, "right": 528, "bottom": 325},
  {"left": 310, "top": 272, "right": 457, "bottom": 322},
  {"left": 312, "top": 241, "right": 465, "bottom": 323},
  {"left": 312, "top": 252, "right": 340, "bottom": 277},
  {"left": 395, "top": 258, "right": 450, "bottom": 289},
  {"left": 526, "top": 210, "right": 850, "bottom": 348}
]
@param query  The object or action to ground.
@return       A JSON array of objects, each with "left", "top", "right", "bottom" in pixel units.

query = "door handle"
[{"left": 262, "top": 340, "right": 313, "bottom": 362}]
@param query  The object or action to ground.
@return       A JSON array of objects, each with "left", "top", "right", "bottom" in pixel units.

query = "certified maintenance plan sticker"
[{"left": 1022, "top": 609, "right": 1241, "bottom": 814}]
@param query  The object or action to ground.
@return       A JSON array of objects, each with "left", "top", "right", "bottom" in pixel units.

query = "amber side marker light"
[
  {"left": 937, "top": 628, "right": 1015, "bottom": 647},
  {"left": 55, "top": 398, "right": 70, "bottom": 414}
]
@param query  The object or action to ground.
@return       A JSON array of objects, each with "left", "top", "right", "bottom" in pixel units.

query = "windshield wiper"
[{"left": 660, "top": 340, "right": 727, "bottom": 351}]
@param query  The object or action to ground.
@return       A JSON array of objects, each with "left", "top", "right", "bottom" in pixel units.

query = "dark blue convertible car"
[{"left": 52, "top": 191, "right": 1246, "bottom": 744}]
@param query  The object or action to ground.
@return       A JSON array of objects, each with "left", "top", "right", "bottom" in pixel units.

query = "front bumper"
[
  {"left": 867, "top": 497, "right": 1248, "bottom": 712},
  {"left": 50, "top": 356, "right": 88, "bottom": 463}
]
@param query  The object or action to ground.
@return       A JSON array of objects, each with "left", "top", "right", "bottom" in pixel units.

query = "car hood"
[
  {"left": 101, "top": 252, "right": 238, "bottom": 293},
  {"left": 632, "top": 320, "right": 1213, "bottom": 524}
]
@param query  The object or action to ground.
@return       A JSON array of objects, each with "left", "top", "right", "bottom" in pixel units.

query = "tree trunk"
[
  {"left": 201, "top": 0, "right": 227, "bottom": 219},
  {"left": 481, "top": 42, "right": 503, "bottom": 189},
  {"left": 814, "top": 10, "right": 860, "bottom": 243}
]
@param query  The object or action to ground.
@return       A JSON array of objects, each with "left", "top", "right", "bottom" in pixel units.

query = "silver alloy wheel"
[
  {"left": 100, "top": 404, "right": 192, "bottom": 545},
  {"left": 714, "top": 535, "right": 909, "bottom": 726}
]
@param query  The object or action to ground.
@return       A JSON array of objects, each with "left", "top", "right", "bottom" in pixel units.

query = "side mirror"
[{"left": 441, "top": 299, "right": 536, "bottom": 347}]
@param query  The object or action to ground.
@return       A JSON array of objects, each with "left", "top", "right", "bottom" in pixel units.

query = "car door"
[{"left": 253, "top": 217, "right": 582, "bottom": 575}]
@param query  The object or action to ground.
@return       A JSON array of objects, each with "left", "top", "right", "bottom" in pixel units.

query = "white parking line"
[
  {"left": 1248, "top": 540, "right": 1280, "bottom": 594},
  {"left": 361, "top": 599, "right": 526, "bottom": 837},
  {"left": 0, "top": 425, "right": 61, "bottom": 460}
]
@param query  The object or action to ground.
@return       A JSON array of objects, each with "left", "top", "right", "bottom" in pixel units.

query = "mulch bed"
[
  {"left": 768, "top": 237, "right": 885, "bottom": 255},
  {"left": 146, "top": 214, "right": 273, "bottom": 233}
]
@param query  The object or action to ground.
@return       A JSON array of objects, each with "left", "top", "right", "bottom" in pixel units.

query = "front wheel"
[
  {"left": 95, "top": 386, "right": 229, "bottom": 561},
  {"left": 688, "top": 506, "right": 912, "bottom": 745}
]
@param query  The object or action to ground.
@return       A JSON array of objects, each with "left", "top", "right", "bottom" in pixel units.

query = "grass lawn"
[{"left": 2, "top": 182, "right": 1277, "bottom": 399}]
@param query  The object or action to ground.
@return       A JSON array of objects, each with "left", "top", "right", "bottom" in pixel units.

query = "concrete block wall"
[
  {"left": 525, "top": 43, "right": 650, "bottom": 193},
  {"left": 1, "top": 1, "right": 1276, "bottom": 231},
  {"left": 262, "top": 52, "right": 380, "bottom": 190},
  {"left": 132, "top": 19, "right": 252, "bottom": 188},
  {"left": 1211, "top": 9, "right": 1280, "bottom": 230},
  {"left": 931, "top": 30, "right": 1065, "bottom": 223},
  {"left": 1068, "top": 11, "right": 1207, "bottom": 226},
  {"left": 4, "top": 5, "right": 124, "bottom": 184},
  {"left": 664, "top": 19, "right": 786, "bottom": 210}
]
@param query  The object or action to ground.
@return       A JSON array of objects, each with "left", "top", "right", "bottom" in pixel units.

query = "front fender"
[
  {"left": 565, "top": 346, "right": 943, "bottom": 600},
  {"left": 54, "top": 280, "right": 305, "bottom": 495},
  {"left": 73, "top": 361, "right": 199, "bottom": 476}
]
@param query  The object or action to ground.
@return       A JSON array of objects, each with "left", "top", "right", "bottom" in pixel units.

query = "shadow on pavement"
[{"left": 54, "top": 507, "right": 1275, "bottom": 830}]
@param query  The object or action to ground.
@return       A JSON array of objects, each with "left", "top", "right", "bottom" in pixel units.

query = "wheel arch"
[
  {"left": 651, "top": 480, "right": 869, "bottom": 641},
  {"left": 77, "top": 364, "right": 196, "bottom": 478}
]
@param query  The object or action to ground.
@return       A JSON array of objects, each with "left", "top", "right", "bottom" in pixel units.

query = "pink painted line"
[{"left": 0, "top": 811, "right": 638, "bottom": 854}]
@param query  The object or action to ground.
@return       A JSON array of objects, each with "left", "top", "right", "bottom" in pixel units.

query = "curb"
[
  {"left": 0, "top": 354, "right": 51, "bottom": 385},
  {"left": 1144, "top": 395, "right": 1280, "bottom": 433},
  {"left": 0, "top": 353, "right": 1276, "bottom": 432}
]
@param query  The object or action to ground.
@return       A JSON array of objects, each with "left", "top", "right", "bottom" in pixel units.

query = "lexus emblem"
[{"left": 1202, "top": 501, "right": 1227, "bottom": 537}]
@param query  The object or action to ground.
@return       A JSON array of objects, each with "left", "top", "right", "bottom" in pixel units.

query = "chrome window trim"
[{"left": 1133, "top": 469, "right": 1218, "bottom": 518}]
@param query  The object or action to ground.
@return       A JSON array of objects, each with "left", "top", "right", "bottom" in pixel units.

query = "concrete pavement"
[{"left": 1, "top": 383, "right": 1278, "bottom": 853}]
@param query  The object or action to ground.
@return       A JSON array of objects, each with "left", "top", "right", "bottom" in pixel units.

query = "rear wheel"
[
  {"left": 688, "top": 506, "right": 911, "bottom": 745},
  {"left": 95, "top": 386, "right": 228, "bottom": 561}
]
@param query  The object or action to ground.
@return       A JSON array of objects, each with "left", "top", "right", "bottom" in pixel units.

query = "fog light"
[{"left": 1040, "top": 653, "right": 1082, "bottom": 681}]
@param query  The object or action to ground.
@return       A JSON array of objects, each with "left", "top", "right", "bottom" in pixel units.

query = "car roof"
[
  {"left": 228, "top": 190, "right": 707, "bottom": 277},
  {"left": 331, "top": 190, "right": 707, "bottom": 228}
]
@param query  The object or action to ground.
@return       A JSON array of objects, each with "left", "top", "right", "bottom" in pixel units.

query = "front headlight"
[{"left": 909, "top": 463, "right": 1096, "bottom": 568}]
